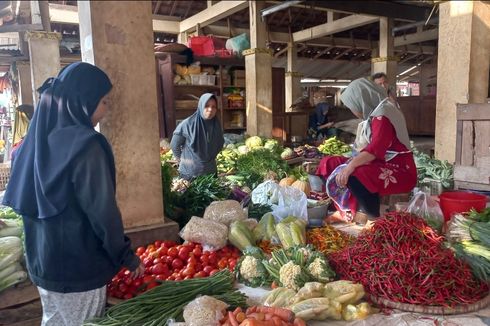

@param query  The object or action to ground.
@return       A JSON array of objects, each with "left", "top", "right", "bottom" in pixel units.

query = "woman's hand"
[
  {"left": 336, "top": 164, "right": 355, "bottom": 188},
  {"left": 131, "top": 262, "right": 145, "bottom": 279}
]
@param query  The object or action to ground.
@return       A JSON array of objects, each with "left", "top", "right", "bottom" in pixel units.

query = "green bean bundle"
[{"left": 84, "top": 270, "right": 247, "bottom": 326}]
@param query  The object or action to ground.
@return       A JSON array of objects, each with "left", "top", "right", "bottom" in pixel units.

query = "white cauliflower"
[
  {"left": 239, "top": 256, "right": 261, "bottom": 280},
  {"left": 308, "top": 258, "right": 324, "bottom": 280},
  {"left": 279, "top": 261, "right": 302, "bottom": 291}
]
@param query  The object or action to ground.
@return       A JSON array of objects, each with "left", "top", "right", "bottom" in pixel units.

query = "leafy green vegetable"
[
  {"left": 317, "top": 137, "right": 351, "bottom": 155},
  {"left": 247, "top": 202, "right": 273, "bottom": 220},
  {"left": 235, "top": 148, "right": 290, "bottom": 189},
  {"left": 412, "top": 146, "right": 453, "bottom": 188}
]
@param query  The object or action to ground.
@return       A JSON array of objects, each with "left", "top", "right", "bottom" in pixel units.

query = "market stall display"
[{"left": 329, "top": 212, "right": 489, "bottom": 310}]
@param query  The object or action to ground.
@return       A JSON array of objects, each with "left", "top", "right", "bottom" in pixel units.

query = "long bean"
[{"left": 84, "top": 270, "right": 247, "bottom": 326}]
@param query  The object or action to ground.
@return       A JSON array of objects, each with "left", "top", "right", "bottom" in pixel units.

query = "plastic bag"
[
  {"left": 323, "top": 280, "right": 365, "bottom": 305},
  {"left": 180, "top": 216, "right": 228, "bottom": 250},
  {"left": 290, "top": 282, "right": 325, "bottom": 304},
  {"left": 288, "top": 297, "right": 342, "bottom": 321},
  {"left": 406, "top": 190, "right": 444, "bottom": 232},
  {"left": 183, "top": 295, "right": 228, "bottom": 326},
  {"left": 272, "top": 185, "right": 308, "bottom": 221},
  {"left": 225, "top": 33, "right": 250, "bottom": 55},
  {"left": 203, "top": 200, "right": 247, "bottom": 226},
  {"left": 251, "top": 180, "right": 281, "bottom": 206},
  {"left": 263, "top": 287, "right": 296, "bottom": 307}
]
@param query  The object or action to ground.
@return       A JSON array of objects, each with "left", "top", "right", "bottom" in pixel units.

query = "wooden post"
[
  {"left": 78, "top": 1, "right": 178, "bottom": 244},
  {"left": 245, "top": 0, "right": 273, "bottom": 137},
  {"left": 285, "top": 42, "right": 302, "bottom": 111},
  {"left": 25, "top": 31, "right": 61, "bottom": 106},
  {"left": 371, "top": 17, "right": 397, "bottom": 85},
  {"left": 435, "top": 1, "right": 490, "bottom": 162}
]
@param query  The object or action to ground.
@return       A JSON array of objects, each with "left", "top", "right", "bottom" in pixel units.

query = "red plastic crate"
[{"left": 188, "top": 36, "right": 226, "bottom": 57}]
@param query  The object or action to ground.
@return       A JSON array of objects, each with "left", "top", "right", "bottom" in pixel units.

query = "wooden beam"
[
  {"left": 305, "top": 0, "right": 432, "bottom": 22},
  {"left": 333, "top": 48, "right": 351, "bottom": 60},
  {"left": 169, "top": 1, "right": 178, "bottom": 16},
  {"left": 49, "top": 4, "right": 181, "bottom": 34},
  {"left": 313, "top": 46, "right": 334, "bottom": 60},
  {"left": 154, "top": 0, "right": 162, "bottom": 14},
  {"left": 179, "top": 1, "right": 248, "bottom": 33},
  {"left": 293, "top": 14, "right": 379, "bottom": 42},
  {"left": 394, "top": 28, "right": 438, "bottom": 47},
  {"left": 202, "top": 24, "right": 436, "bottom": 54},
  {"left": 0, "top": 23, "right": 43, "bottom": 33}
]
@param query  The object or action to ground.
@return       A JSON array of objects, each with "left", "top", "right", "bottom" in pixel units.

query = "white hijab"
[{"left": 340, "top": 78, "right": 411, "bottom": 150}]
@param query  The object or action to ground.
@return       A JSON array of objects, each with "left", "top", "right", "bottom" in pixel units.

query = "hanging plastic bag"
[
  {"left": 406, "top": 190, "right": 444, "bottom": 232},
  {"left": 225, "top": 33, "right": 250, "bottom": 55}
]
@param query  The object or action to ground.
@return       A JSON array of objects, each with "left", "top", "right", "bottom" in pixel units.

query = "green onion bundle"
[
  {"left": 447, "top": 213, "right": 490, "bottom": 246},
  {"left": 84, "top": 270, "right": 247, "bottom": 326}
]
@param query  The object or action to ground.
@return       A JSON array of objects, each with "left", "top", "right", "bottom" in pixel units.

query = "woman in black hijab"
[{"left": 3, "top": 62, "right": 144, "bottom": 325}]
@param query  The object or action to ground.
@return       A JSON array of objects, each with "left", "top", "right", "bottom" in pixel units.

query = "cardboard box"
[{"left": 233, "top": 77, "right": 245, "bottom": 87}]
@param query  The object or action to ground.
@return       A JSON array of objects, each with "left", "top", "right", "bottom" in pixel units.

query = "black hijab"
[{"left": 3, "top": 62, "right": 114, "bottom": 218}]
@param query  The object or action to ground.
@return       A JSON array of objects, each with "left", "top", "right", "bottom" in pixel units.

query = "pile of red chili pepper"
[{"left": 329, "top": 212, "right": 489, "bottom": 307}]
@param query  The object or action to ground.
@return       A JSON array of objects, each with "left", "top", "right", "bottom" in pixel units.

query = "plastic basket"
[{"left": 188, "top": 36, "right": 226, "bottom": 57}]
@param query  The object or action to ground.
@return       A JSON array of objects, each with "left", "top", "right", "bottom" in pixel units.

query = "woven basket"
[
  {"left": 0, "top": 163, "right": 10, "bottom": 191},
  {"left": 368, "top": 292, "right": 490, "bottom": 315}
]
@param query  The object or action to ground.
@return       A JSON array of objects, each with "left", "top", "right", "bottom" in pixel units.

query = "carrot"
[
  {"left": 293, "top": 318, "right": 306, "bottom": 326},
  {"left": 239, "top": 319, "right": 270, "bottom": 326},
  {"left": 229, "top": 311, "right": 240, "bottom": 326},
  {"left": 264, "top": 313, "right": 274, "bottom": 321},
  {"left": 255, "top": 307, "right": 294, "bottom": 323},
  {"left": 236, "top": 312, "right": 246, "bottom": 323},
  {"left": 247, "top": 306, "right": 257, "bottom": 314},
  {"left": 271, "top": 316, "right": 283, "bottom": 326},
  {"left": 271, "top": 281, "right": 279, "bottom": 289},
  {"left": 233, "top": 307, "right": 243, "bottom": 315}
]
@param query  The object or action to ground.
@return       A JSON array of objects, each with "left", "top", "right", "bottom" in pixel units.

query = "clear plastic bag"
[
  {"left": 203, "top": 200, "right": 247, "bottom": 226},
  {"left": 179, "top": 216, "right": 228, "bottom": 250},
  {"left": 183, "top": 295, "right": 228, "bottom": 326},
  {"left": 406, "top": 190, "right": 444, "bottom": 232},
  {"left": 225, "top": 33, "right": 250, "bottom": 55}
]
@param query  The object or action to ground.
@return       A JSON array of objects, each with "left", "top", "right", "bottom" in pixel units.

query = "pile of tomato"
[{"left": 108, "top": 240, "right": 241, "bottom": 299}]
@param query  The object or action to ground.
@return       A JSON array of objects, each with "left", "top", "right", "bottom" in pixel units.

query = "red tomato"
[
  {"left": 171, "top": 258, "right": 184, "bottom": 270},
  {"left": 146, "top": 282, "right": 159, "bottom": 290},
  {"left": 167, "top": 275, "right": 175, "bottom": 281},
  {"left": 123, "top": 293, "right": 133, "bottom": 300},
  {"left": 151, "top": 263, "right": 168, "bottom": 275},
  {"left": 163, "top": 240, "right": 177, "bottom": 248},
  {"left": 209, "top": 269, "right": 219, "bottom": 276},
  {"left": 143, "top": 257, "right": 153, "bottom": 267},
  {"left": 200, "top": 254, "right": 210, "bottom": 265},
  {"left": 168, "top": 247, "right": 179, "bottom": 258},
  {"left": 192, "top": 246, "right": 202, "bottom": 257},
  {"left": 147, "top": 244, "right": 156, "bottom": 252},
  {"left": 153, "top": 258, "right": 162, "bottom": 265},
  {"left": 182, "top": 265, "right": 195, "bottom": 277},
  {"left": 203, "top": 266, "right": 214, "bottom": 275},
  {"left": 195, "top": 263, "right": 203, "bottom": 272},
  {"left": 178, "top": 247, "right": 191, "bottom": 261},
  {"left": 123, "top": 277, "right": 132, "bottom": 286},
  {"left": 132, "top": 278, "right": 143, "bottom": 288},
  {"left": 184, "top": 275, "right": 193, "bottom": 280},
  {"left": 118, "top": 283, "right": 128, "bottom": 293},
  {"left": 217, "top": 258, "right": 228, "bottom": 270},
  {"left": 143, "top": 275, "right": 155, "bottom": 284},
  {"left": 159, "top": 246, "right": 168, "bottom": 256},
  {"left": 209, "top": 252, "right": 218, "bottom": 266},
  {"left": 154, "top": 240, "right": 162, "bottom": 248},
  {"left": 195, "top": 271, "right": 207, "bottom": 278},
  {"left": 175, "top": 275, "right": 183, "bottom": 281},
  {"left": 187, "top": 256, "right": 197, "bottom": 266},
  {"left": 228, "top": 258, "right": 237, "bottom": 270},
  {"left": 136, "top": 247, "right": 146, "bottom": 256},
  {"left": 155, "top": 274, "right": 167, "bottom": 281}
]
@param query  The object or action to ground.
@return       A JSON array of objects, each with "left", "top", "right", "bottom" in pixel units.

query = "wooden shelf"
[
  {"left": 174, "top": 84, "right": 219, "bottom": 91},
  {"left": 224, "top": 107, "right": 246, "bottom": 110},
  {"left": 224, "top": 127, "right": 246, "bottom": 130}
]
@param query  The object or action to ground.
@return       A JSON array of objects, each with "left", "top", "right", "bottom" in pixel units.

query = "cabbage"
[
  {"left": 245, "top": 136, "right": 263, "bottom": 149},
  {"left": 281, "top": 147, "right": 294, "bottom": 159},
  {"left": 237, "top": 145, "right": 249, "bottom": 155}
]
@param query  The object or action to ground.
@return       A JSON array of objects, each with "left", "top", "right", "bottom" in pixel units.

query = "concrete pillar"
[
  {"left": 16, "top": 61, "right": 33, "bottom": 106},
  {"left": 285, "top": 42, "right": 303, "bottom": 112},
  {"left": 371, "top": 18, "right": 397, "bottom": 84},
  {"left": 245, "top": 0, "right": 273, "bottom": 137},
  {"left": 78, "top": 1, "right": 178, "bottom": 243},
  {"left": 435, "top": 1, "right": 490, "bottom": 162},
  {"left": 25, "top": 31, "right": 61, "bottom": 106}
]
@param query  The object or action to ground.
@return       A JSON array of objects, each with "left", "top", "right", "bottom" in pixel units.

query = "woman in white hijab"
[{"left": 316, "top": 78, "right": 416, "bottom": 224}]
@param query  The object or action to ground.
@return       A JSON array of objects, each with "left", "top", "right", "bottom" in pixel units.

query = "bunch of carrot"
[{"left": 220, "top": 306, "right": 306, "bottom": 326}]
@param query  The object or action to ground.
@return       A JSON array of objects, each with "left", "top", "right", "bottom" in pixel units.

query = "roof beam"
[
  {"left": 179, "top": 1, "right": 248, "bottom": 33},
  {"left": 293, "top": 14, "right": 379, "bottom": 43},
  {"left": 394, "top": 28, "right": 438, "bottom": 47},
  {"left": 307, "top": 1, "right": 432, "bottom": 22},
  {"left": 48, "top": 3, "right": 181, "bottom": 34}
]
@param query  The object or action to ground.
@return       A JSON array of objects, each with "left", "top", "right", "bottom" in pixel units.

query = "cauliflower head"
[{"left": 279, "top": 261, "right": 302, "bottom": 291}]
